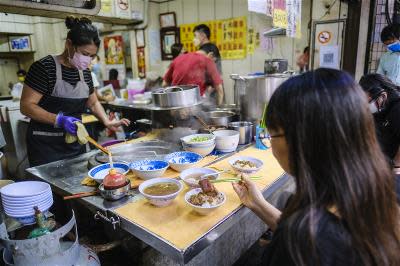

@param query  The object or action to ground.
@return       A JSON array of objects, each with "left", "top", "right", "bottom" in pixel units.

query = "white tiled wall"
[{"left": 145, "top": 0, "right": 313, "bottom": 104}]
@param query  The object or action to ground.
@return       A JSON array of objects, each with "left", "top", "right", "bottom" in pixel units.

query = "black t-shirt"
[
  {"left": 25, "top": 55, "right": 94, "bottom": 96},
  {"left": 373, "top": 98, "right": 400, "bottom": 160},
  {"left": 263, "top": 210, "right": 362, "bottom": 266}
]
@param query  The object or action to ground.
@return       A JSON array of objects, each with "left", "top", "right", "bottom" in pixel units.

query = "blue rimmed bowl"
[
  {"left": 130, "top": 160, "right": 169, "bottom": 180},
  {"left": 88, "top": 162, "right": 130, "bottom": 183},
  {"left": 164, "top": 152, "right": 203, "bottom": 172}
]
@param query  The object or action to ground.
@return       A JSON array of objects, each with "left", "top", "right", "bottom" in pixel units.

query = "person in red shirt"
[{"left": 163, "top": 43, "right": 224, "bottom": 105}]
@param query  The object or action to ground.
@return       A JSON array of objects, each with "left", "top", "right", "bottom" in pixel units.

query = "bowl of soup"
[
  {"left": 180, "top": 168, "right": 220, "bottom": 188},
  {"left": 138, "top": 178, "right": 183, "bottom": 207}
]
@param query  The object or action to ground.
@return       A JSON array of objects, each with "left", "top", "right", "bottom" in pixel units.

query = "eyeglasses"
[{"left": 258, "top": 132, "right": 285, "bottom": 149}]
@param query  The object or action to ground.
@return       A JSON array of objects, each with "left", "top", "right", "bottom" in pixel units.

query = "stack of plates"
[{"left": 1, "top": 181, "right": 53, "bottom": 225}]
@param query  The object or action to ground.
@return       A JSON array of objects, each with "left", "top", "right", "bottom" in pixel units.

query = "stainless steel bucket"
[
  {"left": 228, "top": 121, "right": 254, "bottom": 144},
  {"left": 152, "top": 85, "right": 201, "bottom": 108}
]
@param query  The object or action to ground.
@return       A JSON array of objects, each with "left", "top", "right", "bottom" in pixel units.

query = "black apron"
[{"left": 27, "top": 56, "right": 90, "bottom": 167}]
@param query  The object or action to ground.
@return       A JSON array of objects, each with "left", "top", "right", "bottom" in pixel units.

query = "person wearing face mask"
[
  {"left": 359, "top": 73, "right": 400, "bottom": 170},
  {"left": 193, "top": 24, "right": 222, "bottom": 74},
  {"left": 377, "top": 25, "right": 400, "bottom": 85},
  {"left": 20, "top": 16, "right": 130, "bottom": 167}
]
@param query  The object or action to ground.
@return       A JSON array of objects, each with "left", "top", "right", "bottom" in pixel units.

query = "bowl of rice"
[{"left": 184, "top": 188, "right": 226, "bottom": 215}]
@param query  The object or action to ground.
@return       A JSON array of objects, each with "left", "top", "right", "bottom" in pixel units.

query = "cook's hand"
[
  {"left": 104, "top": 118, "right": 131, "bottom": 132},
  {"left": 56, "top": 113, "right": 81, "bottom": 135},
  {"left": 232, "top": 174, "right": 265, "bottom": 210}
]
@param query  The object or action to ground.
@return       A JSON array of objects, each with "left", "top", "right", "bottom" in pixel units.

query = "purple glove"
[{"left": 55, "top": 113, "right": 81, "bottom": 135}]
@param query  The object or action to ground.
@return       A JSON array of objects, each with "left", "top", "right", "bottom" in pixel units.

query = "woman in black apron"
[{"left": 21, "top": 16, "right": 130, "bottom": 167}]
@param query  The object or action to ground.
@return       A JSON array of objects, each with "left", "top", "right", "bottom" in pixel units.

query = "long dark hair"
[
  {"left": 359, "top": 73, "right": 400, "bottom": 104},
  {"left": 266, "top": 68, "right": 400, "bottom": 265},
  {"left": 65, "top": 16, "right": 100, "bottom": 48}
]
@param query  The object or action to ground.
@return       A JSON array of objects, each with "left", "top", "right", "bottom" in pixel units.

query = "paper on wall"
[
  {"left": 319, "top": 45, "right": 339, "bottom": 69},
  {"left": 286, "top": 0, "right": 301, "bottom": 38},
  {"left": 248, "top": 0, "right": 268, "bottom": 15},
  {"left": 148, "top": 29, "right": 161, "bottom": 66}
]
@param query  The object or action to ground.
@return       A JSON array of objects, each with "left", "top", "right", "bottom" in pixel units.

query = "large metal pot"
[
  {"left": 230, "top": 74, "right": 292, "bottom": 126},
  {"left": 152, "top": 85, "right": 201, "bottom": 108},
  {"left": 205, "top": 111, "right": 236, "bottom": 126}
]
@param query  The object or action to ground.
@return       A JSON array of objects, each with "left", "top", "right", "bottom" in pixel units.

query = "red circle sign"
[
  {"left": 118, "top": 0, "right": 129, "bottom": 10},
  {"left": 318, "top": 31, "right": 331, "bottom": 44}
]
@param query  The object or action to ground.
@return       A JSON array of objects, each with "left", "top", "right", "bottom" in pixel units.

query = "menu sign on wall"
[
  {"left": 180, "top": 16, "right": 247, "bottom": 60},
  {"left": 286, "top": 0, "right": 301, "bottom": 38},
  {"left": 273, "top": 0, "right": 288, "bottom": 29}
]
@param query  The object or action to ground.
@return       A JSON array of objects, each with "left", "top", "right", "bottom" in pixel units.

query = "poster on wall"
[
  {"left": 148, "top": 29, "right": 161, "bottom": 66},
  {"left": 104, "top": 35, "right": 124, "bottom": 65},
  {"left": 115, "top": 0, "right": 131, "bottom": 19},
  {"left": 99, "top": 0, "right": 113, "bottom": 16},
  {"left": 273, "top": 0, "right": 288, "bottom": 29},
  {"left": 8, "top": 36, "right": 31, "bottom": 52},
  {"left": 286, "top": 0, "right": 301, "bottom": 38},
  {"left": 319, "top": 45, "right": 339, "bottom": 69},
  {"left": 137, "top": 47, "right": 146, "bottom": 78},
  {"left": 180, "top": 16, "right": 247, "bottom": 60}
]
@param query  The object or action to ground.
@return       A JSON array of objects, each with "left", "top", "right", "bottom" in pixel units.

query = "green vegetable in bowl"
[{"left": 190, "top": 136, "right": 211, "bottom": 143}]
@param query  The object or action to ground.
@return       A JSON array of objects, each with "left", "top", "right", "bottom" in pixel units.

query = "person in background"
[
  {"left": 21, "top": 16, "right": 130, "bottom": 167},
  {"left": 91, "top": 55, "right": 102, "bottom": 86},
  {"left": 233, "top": 69, "right": 400, "bottom": 265},
  {"left": 104, "top": 68, "right": 120, "bottom": 90},
  {"left": 11, "top": 69, "right": 26, "bottom": 98},
  {"left": 193, "top": 24, "right": 222, "bottom": 74},
  {"left": 163, "top": 43, "right": 224, "bottom": 105},
  {"left": 377, "top": 25, "right": 400, "bottom": 85},
  {"left": 296, "top": 46, "right": 309, "bottom": 72},
  {"left": 125, "top": 67, "right": 133, "bottom": 80},
  {"left": 90, "top": 59, "right": 114, "bottom": 103},
  {"left": 359, "top": 74, "right": 400, "bottom": 169},
  {"left": 171, "top": 43, "right": 186, "bottom": 60}
]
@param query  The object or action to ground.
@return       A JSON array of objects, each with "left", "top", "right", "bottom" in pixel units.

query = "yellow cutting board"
[{"left": 114, "top": 146, "right": 284, "bottom": 250}]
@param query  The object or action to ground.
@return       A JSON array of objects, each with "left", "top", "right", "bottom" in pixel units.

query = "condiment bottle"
[{"left": 103, "top": 168, "right": 127, "bottom": 190}]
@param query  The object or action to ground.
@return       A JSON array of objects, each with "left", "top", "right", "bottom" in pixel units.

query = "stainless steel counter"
[{"left": 25, "top": 145, "right": 292, "bottom": 264}]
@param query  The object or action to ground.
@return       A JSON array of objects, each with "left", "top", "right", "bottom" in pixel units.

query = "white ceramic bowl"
[
  {"left": 212, "top": 130, "right": 240, "bottom": 152},
  {"left": 88, "top": 162, "right": 130, "bottom": 183},
  {"left": 130, "top": 160, "right": 169, "bottom": 180},
  {"left": 181, "top": 134, "right": 216, "bottom": 146},
  {"left": 185, "top": 188, "right": 226, "bottom": 215},
  {"left": 182, "top": 142, "right": 215, "bottom": 156},
  {"left": 139, "top": 178, "right": 183, "bottom": 207},
  {"left": 180, "top": 168, "right": 220, "bottom": 187},
  {"left": 164, "top": 152, "right": 203, "bottom": 172},
  {"left": 1, "top": 181, "right": 50, "bottom": 198},
  {"left": 228, "top": 156, "right": 264, "bottom": 174}
]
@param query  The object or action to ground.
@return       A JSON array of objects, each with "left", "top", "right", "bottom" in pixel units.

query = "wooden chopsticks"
[
  {"left": 86, "top": 136, "right": 110, "bottom": 155},
  {"left": 63, "top": 190, "right": 98, "bottom": 200},
  {"left": 211, "top": 176, "right": 262, "bottom": 183}
]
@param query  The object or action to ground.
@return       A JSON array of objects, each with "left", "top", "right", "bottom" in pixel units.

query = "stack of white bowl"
[
  {"left": 181, "top": 134, "right": 216, "bottom": 156},
  {"left": 1, "top": 181, "right": 53, "bottom": 225}
]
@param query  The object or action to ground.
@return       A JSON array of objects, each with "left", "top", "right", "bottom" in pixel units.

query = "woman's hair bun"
[{"left": 65, "top": 16, "right": 93, "bottom": 29}]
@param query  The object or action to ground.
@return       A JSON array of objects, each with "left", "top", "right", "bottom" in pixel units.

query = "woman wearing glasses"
[
  {"left": 233, "top": 69, "right": 400, "bottom": 265},
  {"left": 21, "top": 16, "right": 130, "bottom": 167}
]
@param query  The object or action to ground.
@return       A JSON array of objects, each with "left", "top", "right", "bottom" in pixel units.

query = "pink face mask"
[{"left": 69, "top": 49, "right": 92, "bottom": 70}]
